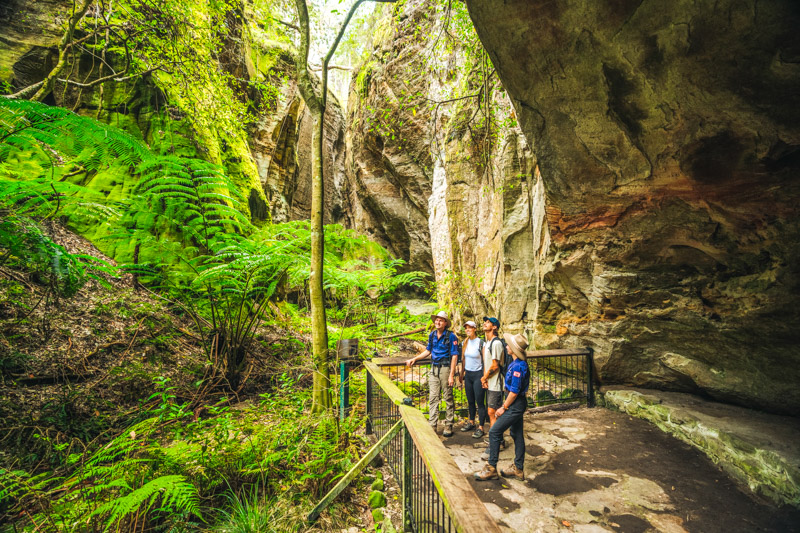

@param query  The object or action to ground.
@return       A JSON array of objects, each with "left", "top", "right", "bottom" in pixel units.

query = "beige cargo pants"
[{"left": 428, "top": 364, "right": 455, "bottom": 430}]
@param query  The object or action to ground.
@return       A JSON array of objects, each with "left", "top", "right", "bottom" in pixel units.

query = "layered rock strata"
[
  {"left": 462, "top": 0, "right": 800, "bottom": 414},
  {"left": 345, "top": 0, "right": 549, "bottom": 325}
]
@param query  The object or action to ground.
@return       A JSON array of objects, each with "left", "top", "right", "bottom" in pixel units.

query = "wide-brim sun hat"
[
  {"left": 430, "top": 311, "right": 451, "bottom": 329},
  {"left": 464, "top": 320, "right": 477, "bottom": 328},
  {"left": 503, "top": 333, "right": 529, "bottom": 361}
]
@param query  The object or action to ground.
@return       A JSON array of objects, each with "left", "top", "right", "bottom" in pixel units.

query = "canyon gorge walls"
[
  {"left": 464, "top": 0, "right": 800, "bottom": 413},
  {"left": 0, "top": 0, "right": 351, "bottom": 228},
  {"left": 3, "top": 0, "right": 800, "bottom": 415},
  {"left": 344, "top": 0, "right": 550, "bottom": 333}
]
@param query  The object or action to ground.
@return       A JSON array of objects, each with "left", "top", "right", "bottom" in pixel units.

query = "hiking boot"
[
  {"left": 480, "top": 449, "right": 489, "bottom": 461},
  {"left": 474, "top": 463, "right": 499, "bottom": 481},
  {"left": 472, "top": 427, "right": 484, "bottom": 439},
  {"left": 500, "top": 464, "right": 525, "bottom": 480},
  {"left": 483, "top": 437, "right": 508, "bottom": 449},
  {"left": 442, "top": 426, "right": 454, "bottom": 438},
  {"left": 460, "top": 422, "right": 476, "bottom": 432}
]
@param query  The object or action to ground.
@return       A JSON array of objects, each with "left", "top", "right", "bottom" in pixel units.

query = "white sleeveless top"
[{"left": 464, "top": 337, "right": 483, "bottom": 372}]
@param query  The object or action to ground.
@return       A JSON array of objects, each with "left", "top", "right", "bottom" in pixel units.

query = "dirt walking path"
[{"left": 443, "top": 407, "right": 800, "bottom": 532}]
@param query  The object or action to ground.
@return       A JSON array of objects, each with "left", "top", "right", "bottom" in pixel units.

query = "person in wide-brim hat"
[
  {"left": 475, "top": 332, "right": 531, "bottom": 482},
  {"left": 405, "top": 310, "right": 459, "bottom": 437},
  {"left": 429, "top": 311, "right": 451, "bottom": 329},
  {"left": 503, "top": 333, "right": 528, "bottom": 361}
]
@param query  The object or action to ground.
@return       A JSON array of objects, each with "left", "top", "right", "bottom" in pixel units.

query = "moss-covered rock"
[
  {"left": 371, "top": 507, "right": 385, "bottom": 524},
  {"left": 368, "top": 490, "right": 387, "bottom": 509},
  {"left": 604, "top": 388, "right": 800, "bottom": 508}
]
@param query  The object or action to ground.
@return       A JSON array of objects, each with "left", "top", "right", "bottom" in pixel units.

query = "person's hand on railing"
[{"left": 405, "top": 358, "right": 415, "bottom": 368}]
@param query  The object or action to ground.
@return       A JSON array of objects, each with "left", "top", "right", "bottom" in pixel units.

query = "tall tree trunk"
[
  {"left": 293, "top": 0, "right": 330, "bottom": 413},
  {"left": 293, "top": 0, "right": 396, "bottom": 413},
  {"left": 309, "top": 112, "right": 330, "bottom": 412}
]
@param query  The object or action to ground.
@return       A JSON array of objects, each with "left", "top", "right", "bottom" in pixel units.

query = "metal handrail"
[
  {"left": 364, "top": 362, "right": 501, "bottom": 533},
  {"left": 372, "top": 346, "right": 595, "bottom": 412}
]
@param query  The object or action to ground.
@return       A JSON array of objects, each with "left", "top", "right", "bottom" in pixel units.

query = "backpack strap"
[
  {"left": 462, "top": 337, "right": 486, "bottom": 372},
  {"left": 488, "top": 337, "right": 505, "bottom": 390}
]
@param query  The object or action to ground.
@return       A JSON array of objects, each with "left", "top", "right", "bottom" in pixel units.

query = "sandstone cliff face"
[
  {"left": 0, "top": 0, "right": 349, "bottom": 227},
  {"left": 345, "top": 0, "right": 550, "bottom": 328},
  {"left": 463, "top": 0, "right": 800, "bottom": 414},
  {"left": 253, "top": 80, "right": 349, "bottom": 225}
]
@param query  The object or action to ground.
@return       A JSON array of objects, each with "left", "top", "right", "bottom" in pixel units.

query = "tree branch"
[
  {"left": 309, "top": 63, "right": 351, "bottom": 72},
  {"left": 30, "top": 0, "right": 95, "bottom": 102}
]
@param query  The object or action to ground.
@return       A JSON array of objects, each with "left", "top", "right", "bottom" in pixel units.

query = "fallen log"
[{"left": 365, "top": 326, "right": 425, "bottom": 341}]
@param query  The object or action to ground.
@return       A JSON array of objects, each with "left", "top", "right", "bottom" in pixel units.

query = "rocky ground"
[{"left": 443, "top": 406, "right": 800, "bottom": 532}]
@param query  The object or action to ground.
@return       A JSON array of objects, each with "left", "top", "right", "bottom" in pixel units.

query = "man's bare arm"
[{"left": 406, "top": 350, "right": 431, "bottom": 367}]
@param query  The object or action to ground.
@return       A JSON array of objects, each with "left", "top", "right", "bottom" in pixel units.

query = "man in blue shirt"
[
  {"left": 474, "top": 333, "right": 530, "bottom": 480},
  {"left": 405, "top": 311, "right": 459, "bottom": 437}
]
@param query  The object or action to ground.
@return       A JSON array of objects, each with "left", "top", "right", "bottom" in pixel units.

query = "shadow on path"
[{"left": 442, "top": 407, "right": 800, "bottom": 532}]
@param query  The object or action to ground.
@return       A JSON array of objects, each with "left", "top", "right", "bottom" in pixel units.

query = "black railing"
[
  {"left": 372, "top": 348, "right": 594, "bottom": 415},
  {"left": 373, "top": 359, "right": 468, "bottom": 416},
  {"left": 528, "top": 349, "right": 594, "bottom": 408},
  {"left": 364, "top": 363, "right": 499, "bottom": 533}
]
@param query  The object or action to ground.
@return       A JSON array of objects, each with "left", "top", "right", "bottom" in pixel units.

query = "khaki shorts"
[{"left": 487, "top": 390, "right": 503, "bottom": 409}]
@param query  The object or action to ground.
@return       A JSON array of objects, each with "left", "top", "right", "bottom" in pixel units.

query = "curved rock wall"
[
  {"left": 345, "top": 0, "right": 550, "bottom": 329},
  {"left": 464, "top": 0, "right": 800, "bottom": 414}
]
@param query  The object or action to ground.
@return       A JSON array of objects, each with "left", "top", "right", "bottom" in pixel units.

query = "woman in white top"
[{"left": 459, "top": 321, "right": 487, "bottom": 438}]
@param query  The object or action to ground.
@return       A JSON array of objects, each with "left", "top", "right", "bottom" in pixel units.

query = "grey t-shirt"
[{"left": 483, "top": 337, "right": 504, "bottom": 391}]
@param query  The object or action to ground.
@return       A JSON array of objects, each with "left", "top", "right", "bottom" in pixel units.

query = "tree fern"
[
  {"left": 89, "top": 474, "right": 200, "bottom": 531},
  {"left": 0, "top": 98, "right": 150, "bottom": 171}
]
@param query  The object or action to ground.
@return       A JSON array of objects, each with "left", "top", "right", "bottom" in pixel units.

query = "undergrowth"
[{"left": 0, "top": 382, "right": 368, "bottom": 532}]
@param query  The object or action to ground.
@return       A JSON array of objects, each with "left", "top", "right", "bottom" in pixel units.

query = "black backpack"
[{"left": 487, "top": 337, "right": 507, "bottom": 389}]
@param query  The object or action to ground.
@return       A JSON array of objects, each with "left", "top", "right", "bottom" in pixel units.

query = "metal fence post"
[
  {"left": 402, "top": 426, "right": 412, "bottom": 532},
  {"left": 365, "top": 371, "right": 373, "bottom": 435},
  {"left": 339, "top": 361, "right": 350, "bottom": 422},
  {"left": 586, "top": 348, "right": 595, "bottom": 407}
]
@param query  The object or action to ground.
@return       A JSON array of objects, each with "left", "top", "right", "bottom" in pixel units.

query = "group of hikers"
[{"left": 404, "top": 311, "right": 530, "bottom": 481}]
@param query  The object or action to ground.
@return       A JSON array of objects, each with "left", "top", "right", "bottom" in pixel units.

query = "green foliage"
[
  {"left": 214, "top": 486, "right": 281, "bottom": 533},
  {"left": 535, "top": 389, "right": 556, "bottom": 406},
  {"left": 0, "top": 419, "right": 201, "bottom": 532},
  {"left": 560, "top": 388, "right": 585, "bottom": 400},
  {"left": 0, "top": 215, "right": 116, "bottom": 299},
  {"left": 0, "top": 99, "right": 149, "bottom": 172},
  {"left": 90, "top": 475, "right": 200, "bottom": 530}
]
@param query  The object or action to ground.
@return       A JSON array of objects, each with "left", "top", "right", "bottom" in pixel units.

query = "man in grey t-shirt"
[
  {"left": 481, "top": 317, "right": 504, "bottom": 414},
  {"left": 480, "top": 317, "right": 506, "bottom": 458}
]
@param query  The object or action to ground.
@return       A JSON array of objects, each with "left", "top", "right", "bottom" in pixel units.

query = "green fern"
[
  {"left": 0, "top": 98, "right": 150, "bottom": 171},
  {"left": 0, "top": 215, "right": 118, "bottom": 298},
  {"left": 89, "top": 474, "right": 200, "bottom": 531}
]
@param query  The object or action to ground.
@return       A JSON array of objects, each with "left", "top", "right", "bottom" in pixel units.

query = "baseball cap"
[{"left": 483, "top": 316, "right": 500, "bottom": 328}]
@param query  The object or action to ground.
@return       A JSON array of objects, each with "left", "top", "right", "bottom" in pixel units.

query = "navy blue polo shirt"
[
  {"left": 427, "top": 329, "right": 459, "bottom": 365},
  {"left": 504, "top": 358, "right": 530, "bottom": 395}
]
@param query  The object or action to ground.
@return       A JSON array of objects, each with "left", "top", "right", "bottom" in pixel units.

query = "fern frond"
[{"left": 89, "top": 475, "right": 199, "bottom": 530}]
